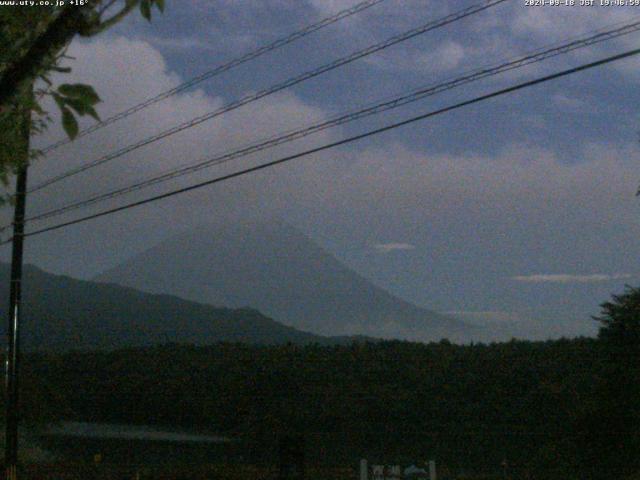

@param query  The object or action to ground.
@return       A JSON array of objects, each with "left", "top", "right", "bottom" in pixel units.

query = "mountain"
[
  {"left": 96, "top": 219, "right": 474, "bottom": 342},
  {"left": 0, "top": 263, "right": 362, "bottom": 351}
]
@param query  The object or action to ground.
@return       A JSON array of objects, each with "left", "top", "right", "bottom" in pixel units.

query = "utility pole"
[{"left": 4, "top": 96, "right": 30, "bottom": 480}]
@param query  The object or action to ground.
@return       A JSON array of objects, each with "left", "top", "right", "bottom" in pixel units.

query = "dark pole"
[{"left": 4, "top": 102, "right": 30, "bottom": 480}]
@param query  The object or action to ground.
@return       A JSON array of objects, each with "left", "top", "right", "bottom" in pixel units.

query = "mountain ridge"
[
  {"left": 0, "top": 262, "right": 369, "bottom": 351},
  {"left": 96, "top": 219, "right": 474, "bottom": 342}
]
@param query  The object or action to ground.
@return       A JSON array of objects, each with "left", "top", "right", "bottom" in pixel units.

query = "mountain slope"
[
  {"left": 0, "top": 263, "right": 358, "bottom": 351},
  {"left": 96, "top": 220, "right": 473, "bottom": 342}
]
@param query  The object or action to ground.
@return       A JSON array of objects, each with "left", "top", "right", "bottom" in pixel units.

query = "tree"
[
  {"left": 574, "top": 286, "right": 640, "bottom": 480},
  {"left": 0, "top": 0, "right": 165, "bottom": 196},
  {"left": 0, "top": 5, "right": 165, "bottom": 472},
  {"left": 596, "top": 285, "right": 640, "bottom": 347}
]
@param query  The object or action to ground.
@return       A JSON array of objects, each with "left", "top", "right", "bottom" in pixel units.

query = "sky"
[{"left": 2, "top": 0, "right": 640, "bottom": 339}]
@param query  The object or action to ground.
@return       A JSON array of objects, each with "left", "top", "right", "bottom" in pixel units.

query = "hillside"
[
  {"left": 0, "top": 263, "right": 362, "bottom": 351},
  {"left": 96, "top": 219, "right": 473, "bottom": 342}
]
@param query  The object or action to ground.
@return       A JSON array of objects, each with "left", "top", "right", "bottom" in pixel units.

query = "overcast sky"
[{"left": 3, "top": 0, "right": 640, "bottom": 338}]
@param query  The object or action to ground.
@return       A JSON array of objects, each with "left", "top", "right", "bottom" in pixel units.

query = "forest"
[{"left": 14, "top": 288, "right": 640, "bottom": 479}]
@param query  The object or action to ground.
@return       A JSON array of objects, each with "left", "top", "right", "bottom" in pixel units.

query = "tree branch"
[{"left": 0, "top": 2, "right": 100, "bottom": 108}]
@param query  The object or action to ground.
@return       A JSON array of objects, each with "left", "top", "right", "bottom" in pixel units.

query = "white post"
[
  {"left": 360, "top": 459, "right": 368, "bottom": 480},
  {"left": 428, "top": 460, "right": 436, "bottom": 480}
]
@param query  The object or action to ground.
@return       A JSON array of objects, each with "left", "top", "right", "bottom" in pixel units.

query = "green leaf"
[
  {"left": 52, "top": 92, "right": 64, "bottom": 110},
  {"left": 63, "top": 97, "right": 88, "bottom": 115},
  {"left": 61, "top": 107, "right": 78, "bottom": 140},
  {"left": 56, "top": 89, "right": 101, "bottom": 124},
  {"left": 57, "top": 83, "right": 100, "bottom": 104},
  {"left": 154, "top": 0, "right": 165, "bottom": 12},
  {"left": 63, "top": 97, "right": 101, "bottom": 122},
  {"left": 85, "top": 105, "right": 100, "bottom": 121},
  {"left": 140, "top": 0, "right": 151, "bottom": 20}
]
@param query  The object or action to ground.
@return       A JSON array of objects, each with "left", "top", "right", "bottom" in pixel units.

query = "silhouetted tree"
[{"left": 575, "top": 286, "right": 640, "bottom": 479}]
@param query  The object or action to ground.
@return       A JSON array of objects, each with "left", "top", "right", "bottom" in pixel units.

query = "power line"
[
  {"left": 38, "top": 0, "right": 388, "bottom": 155},
  {"left": 27, "top": 0, "right": 509, "bottom": 194},
  {"left": 23, "top": 19, "right": 640, "bottom": 224},
  {"left": 10, "top": 46, "right": 639, "bottom": 243}
]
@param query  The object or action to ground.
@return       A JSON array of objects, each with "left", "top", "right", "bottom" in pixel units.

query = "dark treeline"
[
  {"left": 14, "top": 287, "right": 640, "bottom": 479},
  {"left": 14, "top": 337, "right": 632, "bottom": 478}
]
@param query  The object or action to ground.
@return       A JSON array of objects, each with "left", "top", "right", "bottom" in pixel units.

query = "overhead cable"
[
  {"left": 38, "top": 0, "right": 388, "bottom": 154},
  {"left": 10, "top": 46, "right": 639, "bottom": 242},
  {"left": 28, "top": 0, "right": 509, "bottom": 194},
  {"left": 24, "top": 19, "right": 640, "bottom": 224}
]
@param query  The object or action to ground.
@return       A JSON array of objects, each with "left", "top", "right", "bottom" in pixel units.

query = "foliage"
[
  {"left": 574, "top": 286, "right": 640, "bottom": 480},
  {"left": 17, "top": 338, "right": 602, "bottom": 477},
  {"left": 0, "top": 0, "right": 165, "bottom": 194},
  {"left": 51, "top": 83, "right": 101, "bottom": 140},
  {"left": 595, "top": 285, "right": 640, "bottom": 346}
]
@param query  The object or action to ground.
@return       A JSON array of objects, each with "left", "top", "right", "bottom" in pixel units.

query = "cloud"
[
  {"left": 364, "top": 1, "right": 640, "bottom": 78},
  {"left": 512, "top": 273, "right": 633, "bottom": 284},
  {"left": 368, "top": 40, "right": 466, "bottom": 73},
  {"left": 9, "top": 36, "right": 336, "bottom": 277},
  {"left": 29, "top": 36, "right": 334, "bottom": 198},
  {"left": 523, "top": 4, "right": 640, "bottom": 75},
  {"left": 552, "top": 93, "right": 589, "bottom": 112},
  {"left": 317, "top": 141, "right": 640, "bottom": 224},
  {"left": 307, "top": 0, "right": 364, "bottom": 17},
  {"left": 306, "top": 0, "right": 431, "bottom": 28},
  {"left": 373, "top": 242, "right": 415, "bottom": 253},
  {"left": 145, "top": 35, "right": 240, "bottom": 52},
  {"left": 507, "top": 2, "right": 632, "bottom": 40},
  {"left": 429, "top": 41, "right": 466, "bottom": 71},
  {"left": 444, "top": 311, "right": 523, "bottom": 323}
]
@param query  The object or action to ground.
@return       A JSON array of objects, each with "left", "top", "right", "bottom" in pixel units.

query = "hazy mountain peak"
[{"left": 96, "top": 219, "right": 473, "bottom": 342}]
